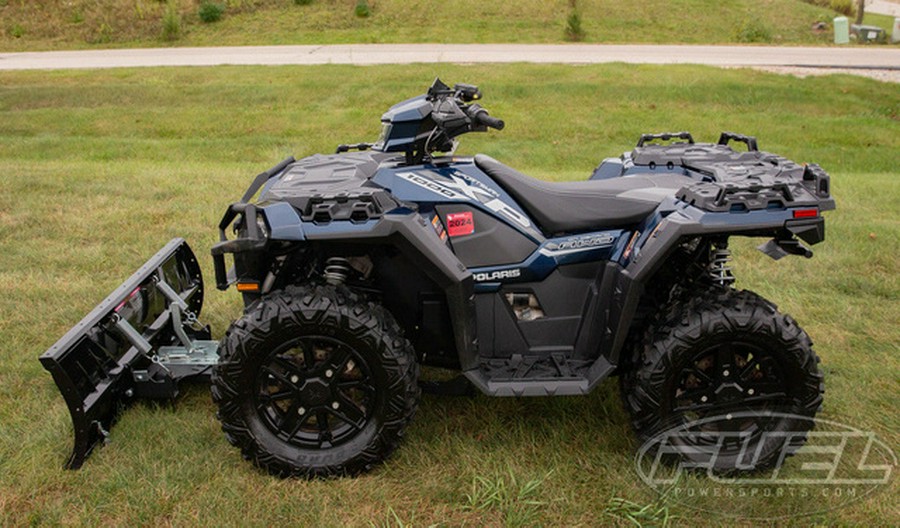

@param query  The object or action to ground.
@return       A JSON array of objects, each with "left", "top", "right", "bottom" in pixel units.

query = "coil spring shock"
[
  {"left": 323, "top": 257, "right": 351, "bottom": 285},
  {"left": 709, "top": 243, "right": 735, "bottom": 287}
]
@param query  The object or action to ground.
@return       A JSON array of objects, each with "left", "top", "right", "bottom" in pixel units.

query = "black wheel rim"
[
  {"left": 254, "top": 336, "right": 378, "bottom": 449},
  {"left": 669, "top": 342, "right": 790, "bottom": 449}
]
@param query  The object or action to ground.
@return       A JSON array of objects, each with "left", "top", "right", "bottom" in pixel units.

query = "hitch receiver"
[{"left": 39, "top": 238, "right": 218, "bottom": 469}]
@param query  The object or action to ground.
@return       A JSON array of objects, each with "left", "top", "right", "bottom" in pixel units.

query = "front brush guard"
[{"left": 39, "top": 238, "right": 218, "bottom": 469}]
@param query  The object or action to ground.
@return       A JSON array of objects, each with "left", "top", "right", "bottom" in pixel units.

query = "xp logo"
[
  {"left": 396, "top": 171, "right": 533, "bottom": 230},
  {"left": 472, "top": 269, "right": 521, "bottom": 282}
]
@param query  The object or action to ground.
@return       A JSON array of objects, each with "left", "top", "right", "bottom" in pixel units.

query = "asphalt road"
[
  {"left": 1, "top": 44, "right": 898, "bottom": 71},
  {"left": 868, "top": 0, "right": 900, "bottom": 17}
]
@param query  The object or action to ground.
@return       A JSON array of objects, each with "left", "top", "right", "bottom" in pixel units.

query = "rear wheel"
[
  {"left": 212, "top": 284, "right": 419, "bottom": 477},
  {"left": 621, "top": 288, "right": 824, "bottom": 473}
]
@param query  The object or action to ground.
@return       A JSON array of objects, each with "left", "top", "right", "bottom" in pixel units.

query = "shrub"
[
  {"left": 354, "top": 0, "right": 370, "bottom": 18},
  {"left": 294, "top": 0, "right": 313, "bottom": 5},
  {"left": 565, "top": 11, "right": 585, "bottom": 42},
  {"left": 96, "top": 22, "right": 114, "bottom": 43},
  {"left": 199, "top": 1, "right": 225, "bottom": 23},
  {"left": 9, "top": 23, "right": 24, "bottom": 39},
  {"left": 734, "top": 19, "right": 773, "bottom": 43},
  {"left": 162, "top": 1, "right": 181, "bottom": 41},
  {"left": 564, "top": 0, "right": 585, "bottom": 42}
]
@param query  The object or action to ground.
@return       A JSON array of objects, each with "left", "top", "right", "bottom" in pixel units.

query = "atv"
[{"left": 41, "top": 79, "right": 834, "bottom": 477}]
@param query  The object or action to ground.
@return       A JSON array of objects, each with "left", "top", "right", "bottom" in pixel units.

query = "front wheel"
[
  {"left": 211, "top": 284, "right": 419, "bottom": 478},
  {"left": 621, "top": 288, "right": 824, "bottom": 473}
]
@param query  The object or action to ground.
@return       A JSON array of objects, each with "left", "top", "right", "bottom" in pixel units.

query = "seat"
[{"left": 474, "top": 154, "right": 694, "bottom": 235}]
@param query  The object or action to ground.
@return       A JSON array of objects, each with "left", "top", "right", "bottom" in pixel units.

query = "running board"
[
  {"left": 464, "top": 354, "right": 615, "bottom": 397},
  {"left": 39, "top": 238, "right": 218, "bottom": 469}
]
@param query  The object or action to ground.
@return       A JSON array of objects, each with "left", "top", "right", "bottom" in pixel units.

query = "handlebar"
[
  {"left": 475, "top": 111, "right": 505, "bottom": 130},
  {"left": 468, "top": 105, "right": 505, "bottom": 130},
  {"left": 396, "top": 79, "right": 505, "bottom": 160}
]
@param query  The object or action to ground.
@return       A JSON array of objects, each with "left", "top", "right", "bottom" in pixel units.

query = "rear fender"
[{"left": 603, "top": 200, "right": 829, "bottom": 364}]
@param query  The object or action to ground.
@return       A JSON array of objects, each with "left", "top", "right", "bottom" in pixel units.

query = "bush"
[
  {"left": 565, "top": 12, "right": 585, "bottom": 41},
  {"left": 734, "top": 19, "right": 773, "bottom": 43},
  {"left": 95, "top": 22, "right": 114, "bottom": 43},
  {"left": 199, "top": 1, "right": 225, "bottom": 23},
  {"left": 354, "top": 0, "right": 370, "bottom": 18},
  {"left": 294, "top": 0, "right": 313, "bottom": 5},
  {"left": 564, "top": 0, "right": 585, "bottom": 42},
  {"left": 9, "top": 23, "right": 24, "bottom": 39},
  {"left": 161, "top": 1, "right": 181, "bottom": 41}
]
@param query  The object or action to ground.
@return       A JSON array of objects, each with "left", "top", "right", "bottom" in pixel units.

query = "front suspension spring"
[
  {"left": 709, "top": 244, "right": 735, "bottom": 286},
  {"left": 323, "top": 257, "right": 351, "bottom": 285}
]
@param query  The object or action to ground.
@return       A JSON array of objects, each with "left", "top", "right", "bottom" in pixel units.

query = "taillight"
[{"left": 792, "top": 209, "right": 818, "bottom": 219}]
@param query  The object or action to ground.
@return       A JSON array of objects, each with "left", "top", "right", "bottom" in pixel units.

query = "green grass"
[
  {"left": 0, "top": 0, "right": 866, "bottom": 51},
  {"left": 0, "top": 64, "right": 898, "bottom": 526},
  {"left": 862, "top": 11, "right": 899, "bottom": 37}
]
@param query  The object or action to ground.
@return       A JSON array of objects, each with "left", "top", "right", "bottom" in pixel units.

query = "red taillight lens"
[{"left": 792, "top": 209, "right": 818, "bottom": 219}]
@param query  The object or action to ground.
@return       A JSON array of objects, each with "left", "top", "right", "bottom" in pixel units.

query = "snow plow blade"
[{"left": 40, "top": 238, "right": 217, "bottom": 469}]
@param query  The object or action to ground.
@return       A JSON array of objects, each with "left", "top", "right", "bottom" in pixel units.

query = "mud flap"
[{"left": 39, "top": 238, "right": 217, "bottom": 469}]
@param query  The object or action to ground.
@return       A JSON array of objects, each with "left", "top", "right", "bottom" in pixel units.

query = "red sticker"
[{"left": 446, "top": 211, "right": 475, "bottom": 237}]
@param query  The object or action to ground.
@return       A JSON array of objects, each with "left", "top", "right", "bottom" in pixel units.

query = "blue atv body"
[{"left": 41, "top": 79, "right": 833, "bottom": 477}]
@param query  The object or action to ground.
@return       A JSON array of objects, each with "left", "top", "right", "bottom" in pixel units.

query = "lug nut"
[
  {"left": 325, "top": 369, "right": 334, "bottom": 378},
  {"left": 723, "top": 370, "right": 730, "bottom": 377},
  {"left": 700, "top": 396, "right": 708, "bottom": 403},
  {"left": 726, "top": 413, "right": 733, "bottom": 420},
  {"left": 331, "top": 401, "right": 340, "bottom": 410},
  {"left": 298, "top": 407, "right": 306, "bottom": 415},
  {"left": 748, "top": 388, "right": 755, "bottom": 395},
  {"left": 290, "top": 375, "right": 299, "bottom": 384}
]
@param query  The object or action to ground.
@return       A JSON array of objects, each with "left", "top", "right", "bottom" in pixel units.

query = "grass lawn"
[
  {"left": 0, "top": 0, "right": 874, "bottom": 51},
  {"left": 0, "top": 64, "right": 897, "bottom": 526}
]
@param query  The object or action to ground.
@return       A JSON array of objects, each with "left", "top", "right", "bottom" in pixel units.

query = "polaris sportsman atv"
[{"left": 40, "top": 79, "right": 833, "bottom": 477}]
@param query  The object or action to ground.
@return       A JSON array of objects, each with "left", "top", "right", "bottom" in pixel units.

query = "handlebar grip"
[
  {"left": 471, "top": 108, "right": 504, "bottom": 130},
  {"left": 480, "top": 114, "right": 505, "bottom": 130}
]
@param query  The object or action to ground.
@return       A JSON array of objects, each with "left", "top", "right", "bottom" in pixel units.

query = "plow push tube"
[{"left": 39, "top": 238, "right": 207, "bottom": 469}]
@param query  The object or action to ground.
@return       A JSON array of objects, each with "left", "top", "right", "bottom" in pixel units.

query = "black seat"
[{"left": 474, "top": 154, "right": 694, "bottom": 235}]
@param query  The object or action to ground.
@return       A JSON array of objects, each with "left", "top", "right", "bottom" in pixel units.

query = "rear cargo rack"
[{"left": 628, "top": 133, "right": 834, "bottom": 214}]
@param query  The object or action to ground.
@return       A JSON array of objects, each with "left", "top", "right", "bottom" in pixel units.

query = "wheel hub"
[
  {"left": 298, "top": 378, "right": 331, "bottom": 406},
  {"left": 714, "top": 381, "right": 745, "bottom": 403}
]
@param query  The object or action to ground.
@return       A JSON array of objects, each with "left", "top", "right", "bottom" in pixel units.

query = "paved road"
[
  {"left": 868, "top": 0, "right": 900, "bottom": 17},
  {"left": 1, "top": 44, "right": 898, "bottom": 71}
]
